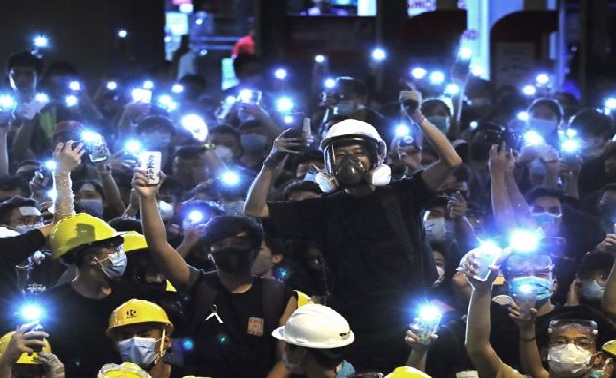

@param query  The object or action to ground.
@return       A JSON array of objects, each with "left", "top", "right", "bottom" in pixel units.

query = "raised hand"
[
  {"left": 53, "top": 141, "right": 85, "bottom": 173},
  {"left": 132, "top": 168, "right": 166, "bottom": 200}
]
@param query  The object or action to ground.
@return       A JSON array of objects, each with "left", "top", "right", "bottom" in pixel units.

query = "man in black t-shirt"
[
  {"left": 133, "top": 168, "right": 298, "bottom": 378},
  {"left": 244, "top": 98, "right": 462, "bottom": 372},
  {"left": 39, "top": 213, "right": 143, "bottom": 377}
]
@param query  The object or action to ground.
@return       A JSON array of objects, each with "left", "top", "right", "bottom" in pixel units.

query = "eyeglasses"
[
  {"left": 12, "top": 216, "right": 43, "bottom": 227},
  {"left": 506, "top": 255, "right": 554, "bottom": 273},
  {"left": 550, "top": 337, "right": 596, "bottom": 350}
]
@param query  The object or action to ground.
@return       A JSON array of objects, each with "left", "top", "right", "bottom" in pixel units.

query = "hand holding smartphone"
[{"left": 139, "top": 151, "right": 162, "bottom": 185}]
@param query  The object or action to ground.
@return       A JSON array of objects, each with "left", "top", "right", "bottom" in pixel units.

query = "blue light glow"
[
  {"left": 410, "top": 67, "right": 427, "bottom": 79},
  {"left": 221, "top": 171, "right": 241, "bottom": 187},
  {"left": 371, "top": 47, "right": 387, "bottom": 62},
  {"left": 509, "top": 229, "right": 539, "bottom": 252}
]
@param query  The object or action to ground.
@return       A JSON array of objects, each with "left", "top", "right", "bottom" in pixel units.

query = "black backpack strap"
[
  {"left": 187, "top": 271, "right": 220, "bottom": 333},
  {"left": 260, "top": 277, "right": 287, "bottom": 331}
]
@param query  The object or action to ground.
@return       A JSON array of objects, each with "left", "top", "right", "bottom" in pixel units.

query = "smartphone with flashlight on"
[
  {"left": 132, "top": 88, "right": 152, "bottom": 104},
  {"left": 415, "top": 306, "right": 442, "bottom": 345},
  {"left": 513, "top": 284, "right": 537, "bottom": 320},
  {"left": 470, "top": 243, "right": 502, "bottom": 281},
  {"left": 237, "top": 90, "right": 262, "bottom": 105}
]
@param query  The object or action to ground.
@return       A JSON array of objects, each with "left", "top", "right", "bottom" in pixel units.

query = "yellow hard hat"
[
  {"left": 385, "top": 366, "right": 432, "bottom": 378},
  {"left": 603, "top": 340, "right": 616, "bottom": 357},
  {"left": 98, "top": 362, "right": 151, "bottom": 378},
  {"left": 0, "top": 331, "right": 51, "bottom": 364},
  {"left": 107, "top": 299, "right": 173, "bottom": 338},
  {"left": 50, "top": 213, "right": 121, "bottom": 259},
  {"left": 294, "top": 290, "right": 313, "bottom": 307},
  {"left": 123, "top": 232, "right": 148, "bottom": 253}
]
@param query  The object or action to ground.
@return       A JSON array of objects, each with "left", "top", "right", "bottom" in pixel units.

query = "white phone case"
[{"left": 139, "top": 151, "right": 161, "bottom": 185}]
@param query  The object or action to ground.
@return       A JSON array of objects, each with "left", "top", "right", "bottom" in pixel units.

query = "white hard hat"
[
  {"left": 320, "top": 119, "right": 387, "bottom": 156},
  {"left": 272, "top": 304, "right": 354, "bottom": 349}
]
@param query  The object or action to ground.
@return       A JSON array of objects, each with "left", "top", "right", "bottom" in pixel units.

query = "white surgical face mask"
[
  {"left": 98, "top": 250, "right": 127, "bottom": 279},
  {"left": 433, "top": 266, "right": 445, "bottom": 287},
  {"left": 214, "top": 146, "right": 234, "bottom": 162},
  {"left": 580, "top": 280, "right": 605, "bottom": 301},
  {"left": 79, "top": 198, "right": 104, "bottom": 217},
  {"left": 424, "top": 217, "right": 447, "bottom": 240},
  {"left": 117, "top": 337, "right": 160, "bottom": 367},
  {"left": 547, "top": 343, "right": 594, "bottom": 377},
  {"left": 14, "top": 224, "right": 38, "bottom": 234}
]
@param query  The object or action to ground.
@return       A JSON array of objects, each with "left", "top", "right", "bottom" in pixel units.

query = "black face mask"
[
  {"left": 334, "top": 154, "right": 368, "bottom": 187},
  {"left": 211, "top": 247, "right": 256, "bottom": 273}
]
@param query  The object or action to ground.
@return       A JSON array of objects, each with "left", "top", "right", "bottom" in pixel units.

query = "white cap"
[{"left": 272, "top": 304, "right": 354, "bottom": 349}]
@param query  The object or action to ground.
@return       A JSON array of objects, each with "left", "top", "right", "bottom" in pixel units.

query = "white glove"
[{"left": 37, "top": 352, "right": 65, "bottom": 378}]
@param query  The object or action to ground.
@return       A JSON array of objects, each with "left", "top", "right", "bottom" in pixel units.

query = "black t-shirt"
[
  {"left": 552, "top": 205, "right": 605, "bottom": 303},
  {"left": 0, "top": 230, "right": 47, "bottom": 334},
  {"left": 186, "top": 274, "right": 293, "bottom": 378},
  {"left": 37, "top": 280, "right": 144, "bottom": 378},
  {"left": 266, "top": 173, "right": 435, "bottom": 370}
]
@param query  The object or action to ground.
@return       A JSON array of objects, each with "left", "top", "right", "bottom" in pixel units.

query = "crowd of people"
[{"left": 0, "top": 41, "right": 615, "bottom": 378}]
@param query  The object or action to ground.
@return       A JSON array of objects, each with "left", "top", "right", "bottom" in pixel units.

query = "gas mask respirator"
[{"left": 315, "top": 154, "right": 391, "bottom": 193}]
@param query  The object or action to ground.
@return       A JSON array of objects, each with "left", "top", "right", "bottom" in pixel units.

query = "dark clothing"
[
  {"left": 169, "top": 363, "right": 213, "bottom": 378},
  {"left": 552, "top": 205, "right": 605, "bottom": 303},
  {"left": 38, "top": 280, "right": 144, "bottom": 378},
  {"left": 0, "top": 230, "right": 47, "bottom": 334},
  {"left": 185, "top": 274, "right": 293, "bottom": 378},
  {"left": 266, "top": 173, "right": 436, "bottom": 371},
  {"left": 579, "top": 155, "right": 607, "bottom": 200}
]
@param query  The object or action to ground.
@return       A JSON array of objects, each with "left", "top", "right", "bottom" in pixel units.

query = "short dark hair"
[
  {"left": 172, "top": 146, "right": 205, "bottom": 161},
  {"left": 0, "top": 196, "right": 37, "bottom": 225},
  {"left": 178, "top": 74, "right": 207, "bottom": 90},
  {"left": 422, "top": 98, "right": 453, "bottom": 117},
  {"left": 282, "top": 181, "right": 322, "bottom": 201},
  {"left": 568, "top": 108, "right": 613, "bottom": 138},
  {"left": 264, "top": 235, "right": 285, "bottom": 257},
  {"left": 136, "top": 115, "right": 176, "bottom": 135},
  {"left": 159, "top": 176, "right": 184, "bottom": 200},
  {"left": 72, "top": 180, "right": 104, "bottom": 198},
  {"left": 232, "top": 54, "right": 261, "bottom": 76},
  {"left": 525, "top": 187, "right": 563, "bottom": 204},
  {"left": 528, "top": 98, "right": 565, "bottom": 124},
  {"left": 210, "top": 124, "right": 240, "bottom": 140},
  {"left": 7, "top": 51, "right": 43, "bottom": 75},
  {"left": 203, "top": 216, "right": 263, "bottom": 251},
  {"left": 0, "top": 175, "right": 30, "bottom": 198},
  {"left": 44, "top": 61, "right": 78, "bottom": 77},
  {"left": 333, "top": 76, "right": 368, "bottom": 98},
  {"left": 108, "top": 217, "right": 143, "bottom": 233}
]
